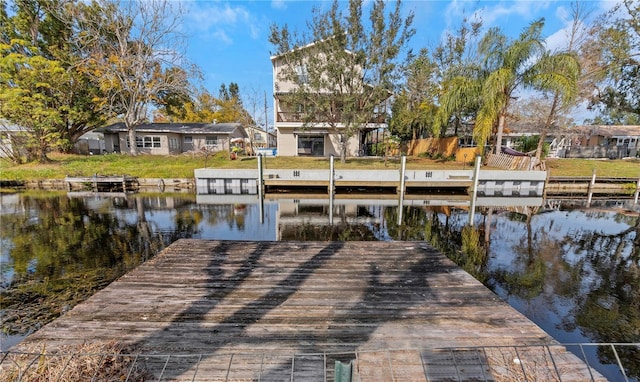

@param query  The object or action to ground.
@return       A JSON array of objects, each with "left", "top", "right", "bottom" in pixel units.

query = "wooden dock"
[
  {"left": 5, "top": 240, "right": 605, "bottom": 381},
  {"left": 64, "top": 175, "right": 139, "bottom": 192}
]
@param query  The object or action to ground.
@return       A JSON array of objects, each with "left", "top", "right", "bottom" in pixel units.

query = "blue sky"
[{"left": 181, "top": 0, "right": 616, "bottom": 126}]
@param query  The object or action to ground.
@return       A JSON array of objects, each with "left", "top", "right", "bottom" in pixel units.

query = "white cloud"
[
  {"left": 185, "top": 2, "right": 261, "bottom": 45},
  {"left": 271, "top": 0, "right": 287, "bottom": 10}
]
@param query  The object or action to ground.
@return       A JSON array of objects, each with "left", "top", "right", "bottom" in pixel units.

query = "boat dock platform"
[
  {"left": 64, "top": 175, "right": 139, "bottom": 192},
  {"left": 4, "top": 240, "right": 609, "bottom": 381}
]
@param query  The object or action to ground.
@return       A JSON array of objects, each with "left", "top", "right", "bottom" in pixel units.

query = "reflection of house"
[
  {"left": 549, "top": 125, "right": 640, "bottom": 159},
  {"left": 271, "top": 43, "right": 388, "bottom": 157},
  {"left": 97, "top": 122, "right": 248, "bottom": 155}
]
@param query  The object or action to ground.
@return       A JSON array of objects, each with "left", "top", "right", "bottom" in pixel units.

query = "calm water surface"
[{"left": 0, "top": 192, "right": 638, "bottom": 381}]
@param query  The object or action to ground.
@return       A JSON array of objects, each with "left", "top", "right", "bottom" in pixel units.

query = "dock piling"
[
  {"left": 587, "top": 169, "right": 597, "bottom": 207},
  {"left": 468, "top": 156, "right": 482, "bottom": 226}
]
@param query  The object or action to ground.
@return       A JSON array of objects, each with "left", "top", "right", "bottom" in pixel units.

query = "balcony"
[{"left": 276, "top": 111, "right": 387, "bottom": 124}]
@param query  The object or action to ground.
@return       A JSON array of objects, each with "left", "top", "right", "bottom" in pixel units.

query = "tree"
[
  {"left": 431, "top": 15, "right": 483, "bottom": 138},
  {"left": 585, "top": 0, "right": 640, "bottom": 122},
  {"left": 269, "top": 0, "right": 414, "bottom": 162},
  {"left": 529, "top": 50, "right": 580, "bottom": 159},
  {"left": 0, "top": 0, "right": 106, "bottom": 161},
  {"left": 475, "top": 20, "right": 547, "bottom": 155},
  {"left": 154, "top": 88, "right": 217, "bottom": 123},
  {"left": 74, "top": 0, "right": 196, "bottom": 155},
  {"left": 389, "top": 48, "right": 439, "bottom": 141},
  {"left": 0, "top": 40, "right": 68, "bottom": 162},
  {"left": 437, "top": 19, "right": 579, "bottom": 157}
]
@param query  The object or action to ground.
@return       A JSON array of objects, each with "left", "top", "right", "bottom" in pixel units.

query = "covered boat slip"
[{"left": 4, "top": 240, "right": 606, "bottom": 381}]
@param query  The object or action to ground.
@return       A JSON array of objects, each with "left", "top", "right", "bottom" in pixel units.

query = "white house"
[
  {"left": 96, "top": 122, "right": 248, "bottom": 155},
  {"left": 271, "top": 43, "right": 388, "bottom": 157}
]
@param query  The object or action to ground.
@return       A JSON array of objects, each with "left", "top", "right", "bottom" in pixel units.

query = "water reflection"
[{"left": 0, "top": 192, "right": 638, "bottom": 381}]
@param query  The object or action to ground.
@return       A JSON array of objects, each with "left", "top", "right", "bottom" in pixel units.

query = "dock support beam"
[
  {"left": 635, "top": 177, "right": 640, "bottom": 205},
  {"left": 257, "top": 155, "right": 264, "bottom": 223},
  {"left": 468, "top": 156, "right": 481, "bottom": 226},
  {"left": 587, "top": 169, "right": 596, "bottom": 207},
  {"left": 398, "top": 155, "right": 406, "bottom": 225},
  {"left": 329, "top": 156, "right": 335, "bottom": 225}
]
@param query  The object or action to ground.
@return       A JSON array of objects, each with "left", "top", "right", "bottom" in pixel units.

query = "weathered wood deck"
[{"left": 7, "top": 240, "right": 604, "bottom": 381}]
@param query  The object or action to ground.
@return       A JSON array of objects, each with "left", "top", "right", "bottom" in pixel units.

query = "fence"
[
  {"left": 2, "top": 343, "right": 637, "bottom": 381},
  {"left": 485, "top": 153, "right": 545, "bottom": 171}
]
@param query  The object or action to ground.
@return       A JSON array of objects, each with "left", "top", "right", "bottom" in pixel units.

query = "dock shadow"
[{"left": 132, "top": 240, "right": 443, "bottom": 380}]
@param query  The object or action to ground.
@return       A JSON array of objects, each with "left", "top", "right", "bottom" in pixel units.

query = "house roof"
[
  {"left": 0, "top": 119, "right": 28, "bottom": 132},
  {"left": 571, "top": 125, "right": 640, "bottom": 137},
  {"left": 269, "top": 37, "right": 349, "bottom": 61},
  {"left": 97, "top": 122, "right": 247, "bottom": 137}
]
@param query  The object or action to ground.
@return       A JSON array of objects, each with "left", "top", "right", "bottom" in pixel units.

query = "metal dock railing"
[{"left": 2, "top": 343, "right": 638, "bottom": 381}]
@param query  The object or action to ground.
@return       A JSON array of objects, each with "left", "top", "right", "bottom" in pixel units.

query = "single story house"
[
  {"left": 549, "top": 125, "right": 640, "bottom": 159},
  {"left": 96, "top": 122, "right": 248, "bottom": 155}
]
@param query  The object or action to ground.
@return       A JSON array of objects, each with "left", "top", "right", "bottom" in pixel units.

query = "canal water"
[{"left": 0, "top": 191, "right": 638, "bottom": 381}]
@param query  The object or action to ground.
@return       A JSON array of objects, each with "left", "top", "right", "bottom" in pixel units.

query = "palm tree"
[
  {"left": 476, "top": 20, "right": 546, "bottom": 155},
  {"left": 438, "top": 19, "right": 579, "bottom": 158},
  {"left": 436, "top": 20, "right": 546, "bottom": 154},
  {"left": 528, "top": 51, "right": 580, "bottom": 159}
]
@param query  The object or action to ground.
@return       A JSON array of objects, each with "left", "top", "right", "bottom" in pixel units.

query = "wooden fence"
[{"left": 486, "top": 153, "right": 545, "bottom": 171}]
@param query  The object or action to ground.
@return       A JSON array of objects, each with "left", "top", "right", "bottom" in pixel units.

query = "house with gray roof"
[{"left": 97, "top": 122, "right": 248, "bottom": 155}]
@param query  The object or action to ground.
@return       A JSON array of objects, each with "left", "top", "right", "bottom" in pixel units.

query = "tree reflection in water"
[{"left": 0, "top": 193, "right": 637, "bottom": 380}]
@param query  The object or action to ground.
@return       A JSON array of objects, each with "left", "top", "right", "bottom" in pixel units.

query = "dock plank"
[{"left": 7, "top": 240, "right": 604, "bottom": 381}]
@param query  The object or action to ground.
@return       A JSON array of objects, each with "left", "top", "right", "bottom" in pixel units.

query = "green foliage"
[
  {"left": 461, "top": 225, "right": 487, "bottom": 275},
  {"left": 0, "top": 40, "right": 69, "bottom": 162},
  {"left": 588, "top": 0, "right": 640, "bottom": 121},
  {"left": 389, "top": 49, "right": 440, "bottom": 140}
]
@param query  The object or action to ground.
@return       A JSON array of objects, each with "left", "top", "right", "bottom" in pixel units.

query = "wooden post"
[
  {"left": 587, "top": 169, "right": 596, "bottom": 207},
  {"left": 634, "top": 177, "right": 640, "bottom": 205},
  {"left": 258, "top": 155, "right": 264, "bottom": 224},
  {"left": 469, "top": 156, "right": 481, "bottom": 226},
  {"left": 329, "top": 155, "right": 335, "bottom": 225},
  {"left": 397, "top": 155, "right": 406, "bottom": 225}
]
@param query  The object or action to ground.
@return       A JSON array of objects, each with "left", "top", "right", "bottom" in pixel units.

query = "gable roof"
[{"left": 98, "top": 122, "right": 247, "bottom": 137}]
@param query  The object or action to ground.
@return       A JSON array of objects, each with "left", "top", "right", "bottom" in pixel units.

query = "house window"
[
  {"left": 298, "top": 135, "right": 324, "bottom": 156},
  {"left": 205, "top": 136, "right": 218, "bottom": 146},
  {"left": 169, "top": 138, "right": 179, "bottom": 149},
  {"left": 136, "top": 136, "right": 159, "bottom": 148},
  {"left": 295, "top": 65, "right": 308, "bottom": 84},
  {"left": 254, "top": 133, "right": 262, "bottom": 141},
  {"left": 184, "top": 136, "right": 193, "bottom": 144}
]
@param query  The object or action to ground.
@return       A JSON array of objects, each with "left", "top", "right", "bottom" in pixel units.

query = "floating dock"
[{"left": 4, "top": 240, "right": 606, "bottom": 381}]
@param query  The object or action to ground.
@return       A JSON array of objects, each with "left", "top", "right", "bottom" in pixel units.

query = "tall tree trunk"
[
  {"left": 536, "top": 93, "right": 560, "bottom": 160},
  {"left": 128, "top": 128, "right": 138, "bottom": 156},
  {"left": 494, "top": 111, "right": 507, "bottom": 155}
]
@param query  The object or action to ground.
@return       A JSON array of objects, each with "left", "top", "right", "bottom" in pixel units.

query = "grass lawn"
[
  {"left": 546, "top": 158, "right": 640, "bottom": 178},
  {"left": 1, "top": 152, "right": 639, "bottom": 180}
]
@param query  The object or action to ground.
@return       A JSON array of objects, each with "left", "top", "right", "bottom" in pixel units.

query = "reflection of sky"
[
  {"left": 486, "top": 209, "right": 638, "bottom": 382},
  {"left": 489, "top": 210, "right": 633, "bottom": 268},
  {"left": 196, "top": 203, "right": 278, "bottom": 241}
]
